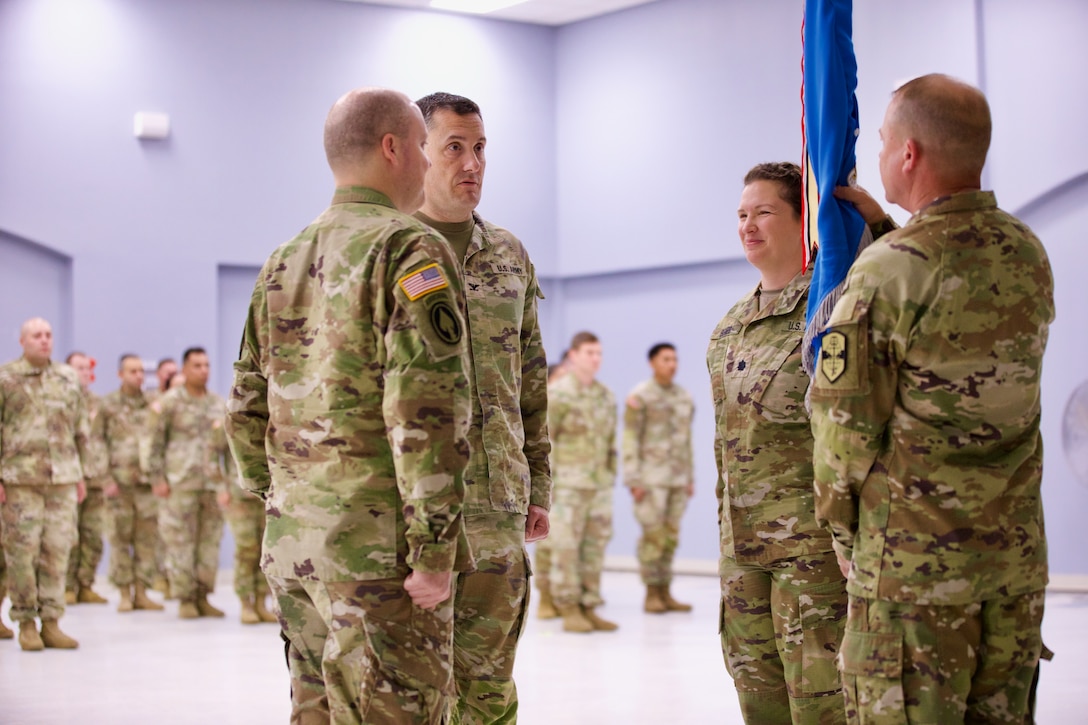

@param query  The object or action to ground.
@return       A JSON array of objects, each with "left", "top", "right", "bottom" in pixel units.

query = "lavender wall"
[{"left": 0, "top": 0, "right": 558, "bottom": 393}]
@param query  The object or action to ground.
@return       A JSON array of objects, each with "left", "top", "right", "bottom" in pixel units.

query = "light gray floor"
[{"left": 2, "top": 572, "right": 1086, "bottom": 723}]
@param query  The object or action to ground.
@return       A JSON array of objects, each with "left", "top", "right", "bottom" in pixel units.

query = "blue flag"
[{"left": 801, "top": 0, "right": 870, "bottom": 375}]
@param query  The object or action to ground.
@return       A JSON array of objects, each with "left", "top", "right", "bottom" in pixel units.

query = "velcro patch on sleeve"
[{"left": 398, "top": 263, "right": 449, "bottom": 301}]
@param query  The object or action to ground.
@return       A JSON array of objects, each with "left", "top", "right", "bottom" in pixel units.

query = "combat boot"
[
  {"left": 557, "top": 604, "right": 594, "bottom": 633},
  {"left": 178, "top": 600, "right": 200, "bottom": 619},
  {"left": 254, "top": 596, "right": 278, "bottom": 623},
  {"left": 644, "top": 585, "right": 667, "bottom": 614},
  {"left": 536, "top": 588, "right": 559, "bottom": 620},
  {"left": 39, "top": 619, "right": 78, "bottom": 649},
  {"left": 196, "top": 595, "right": 225, "bottom": 618},
  {"left": 77, "top": 587, "right": 108, "bottom": 604},
  {"left": 118, "top": 586, "right": 135, "bottom": 613},
  {"left": 662, "top": 584, "right": 692, "bottom": 612},
  {"left": 583, "top": 607, "right": 619, "bottom": 632},
  {"left": 18, "top": 621, "right": 44, "bottom": 651},
  {"left": 240, "top": 597, "right": 260, "bottom": 625},
  {"left": 133, "top": 583, "right": 164, "bottom": 611},
  {"left": 65, "top": 590, "right": 77, "bottom": 605}
]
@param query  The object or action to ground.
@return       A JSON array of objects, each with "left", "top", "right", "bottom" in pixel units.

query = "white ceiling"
[{"left": 338, "top": 0, "right": 660, "bottom": 26}]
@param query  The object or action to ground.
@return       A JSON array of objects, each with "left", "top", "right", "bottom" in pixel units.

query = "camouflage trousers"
[
  {"left": 535, "top": 486, "right": 612, "bottom": 608},
  {"left": 159, "top": 489, "right": 223, "bottom": 602},
  {"left": 450, "top": 513, "right": 531, "bottom": 725},
  {"left": 719, "top": 551, "right": 847, "bottom": 725},
  {"left": 267, "top": 574, "right": 456, "bottom": 725},
  {"left": 106, "top": 484, "right": 160, "bottom": 589},
  {"left": 66, "top": 485, "right": 107, "bottom": 591},
  {"left": 225, "top": 496, "right": 268, "bottom": 599},
  {"left": 633, "top": 485, "right": 688, "bottom": 586},
  {"left": 841, "top": 591, "right": 1045, "bottom": 725},
  {"left": 0, "top": 483, "right": 78, "bottom": 622}
]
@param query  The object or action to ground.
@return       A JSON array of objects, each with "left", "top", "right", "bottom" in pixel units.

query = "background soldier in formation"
[
  {"left": 622, "top": 342, "right": 694, "bottom": 614},
  {"left": 227, "top": 87, "right": 472, "bottom": 724},
  {"left": 708, "top": 163, "right": 846, "bottom": 724},
  {"left": 414, "top": 91, "right": 552, "bottom": 724},
  {"left": 149, "top": 347, "right": 230, "bottom": 620},
  {"left": 536, "top": 331, "right": 618, "bottom": 634},
  {"left": 0, "top": 318, "right": 89, "bottom": 651},
  {"left": 813, "top": 74, "right": 1054, "bottom": 724},
  {"left": 64, "top": 351, "right": 108, "bottom": 605},
  {"left": 221, "top": 472, "right": 275, "bottom": 625},
  {"left": 93, "top": 353, "right": 164, "bottom": 613},
  {"left": 147, "top": 356, "right": 178, "bottom": 596}
]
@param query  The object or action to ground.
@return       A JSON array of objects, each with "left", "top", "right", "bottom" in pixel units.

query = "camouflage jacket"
[
  {"left": 83, "top": 390, "right": 104, "bottom": 488},
  {"left": 92, "top": 388, "right": 153, "bottom": 488},
  {"left": 622, "top": 379, "right": 694, "bottom": 489},
  {"left": 708, "top": 271, "right": 832, "bottom": 565},
  {"left": 148, "top": 386, "right": 231, "bottom": 493},
  {"left": 548, "top": 375, "right": 616, "bottom": 490},
  {"left": 227, "top": 187, "right": 472, "bottom": 581},
  {"left": 434, "top": 212, "right": 551, "bottom": 517},
  {"left": 0, "top": 357, "right": 90, "bottom": 486},
  {"left": 810, "top": 191, "right": 1053, "bottom": 604}
]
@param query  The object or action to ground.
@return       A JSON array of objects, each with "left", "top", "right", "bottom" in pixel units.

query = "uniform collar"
[
  {"left": 741, "top": 270, "right": 810, "bottom": 324},
  {"left": 330, "top": 186, "right": 396, "bottom": 208},
  {"left": 909, "top": 190, "right": 996, "bottom": 225},
  {"left": 10, "top": 356, "right": 52, "bottom": 376},
  {"left": 465, "top": 212, "right": 494, "bottom": 260}
]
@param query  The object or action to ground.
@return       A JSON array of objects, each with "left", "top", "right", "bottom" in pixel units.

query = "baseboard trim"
[{"left": 605, "top": 556, "right": 1088, "bottom": 593}]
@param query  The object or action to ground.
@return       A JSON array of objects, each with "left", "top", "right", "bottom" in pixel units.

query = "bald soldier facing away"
[
  {"left": 812, "top": 74, "right": 1054, "bottom": 724},
  {"left": 227, "top": 87, "right": 472, "bottom": 725},
  {"left": 0, "top": 318, "right": 89, "bottom": 651}
]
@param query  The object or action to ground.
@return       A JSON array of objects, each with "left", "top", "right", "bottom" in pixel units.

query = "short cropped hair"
[
  {"left": 744, "top": 162, "right": 803, "bottom": 218},
  {"left": 119, "top": 353, "right": 141, "bottom": 370},
  {"left": 648, "top": 343, "right": 675, "bottom": 361},
  {"left": 324, "top": 89, "right": 410, "bottom": 169},
  {"left": 65, "top": 351, "right": 86, "bottom": 365},
  {"left": 416, "top": 92, "right": 482, "bottom": 128},
  {"left": 182, "top": 347, "right": 206, "bottom": 364},
  {"left": 569, "top": 331, "right": 599, "bottom": 351},
  {"left": 891, "top": 74, "right": 991, "bottom": 179},
  {"left": 156, "top": 357, "right": 175, "bottom": 371}
]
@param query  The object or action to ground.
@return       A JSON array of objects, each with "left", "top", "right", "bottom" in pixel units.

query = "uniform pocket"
[
  {"left": 839, "top": 629, "right": 902, "bottom": 677},
  {"left": 800, "top": 589, "right": 847, "bottom": 694}
]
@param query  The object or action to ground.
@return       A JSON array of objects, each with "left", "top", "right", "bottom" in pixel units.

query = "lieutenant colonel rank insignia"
[
  {"left": 820, "top": 331, "right": 848, "bottom": 383},
  {"left": 398, "top": 263, "right": 449, "bottom": 301}
]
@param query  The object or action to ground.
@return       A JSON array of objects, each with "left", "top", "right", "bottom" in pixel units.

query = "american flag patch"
[{"left": 398, "top": 263, "right": 449, "bottom": 301}]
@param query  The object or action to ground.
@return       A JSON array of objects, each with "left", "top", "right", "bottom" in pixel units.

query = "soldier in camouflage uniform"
[
  {"left": 221, "top": 471, "right": 276, "bottom": 625},
  {"left": 64, "top": 351, "right": 109, "bottom": 605},
  {"left": 226, "top": 87, "right": 472, "bottom": 725},
  {"left": 0, "top": 317, "right": 88, "bottom": 651},
  {"left": 93, "top": 353, "right": 164, "bottom": 612},
  {"left": 147, "top": 357, "right": 178, "bottom": 597},
  {"left": 811, "top": 74, "right": 1053, "bottom": 725},
  {"left": 149, "top": 347, "right": 230, "bottom": 620},
  {"left": 707, "top": 163, "right": 847, "bottom": 724},
  {"left": 622, "top": 343, "right": 694, "bottom": 614},
  {"left": 413, "top": 92, "right": 552, "bottom": 724},
  {"left": 537, "top": 331, "right": 619, "bottom": 634}
]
